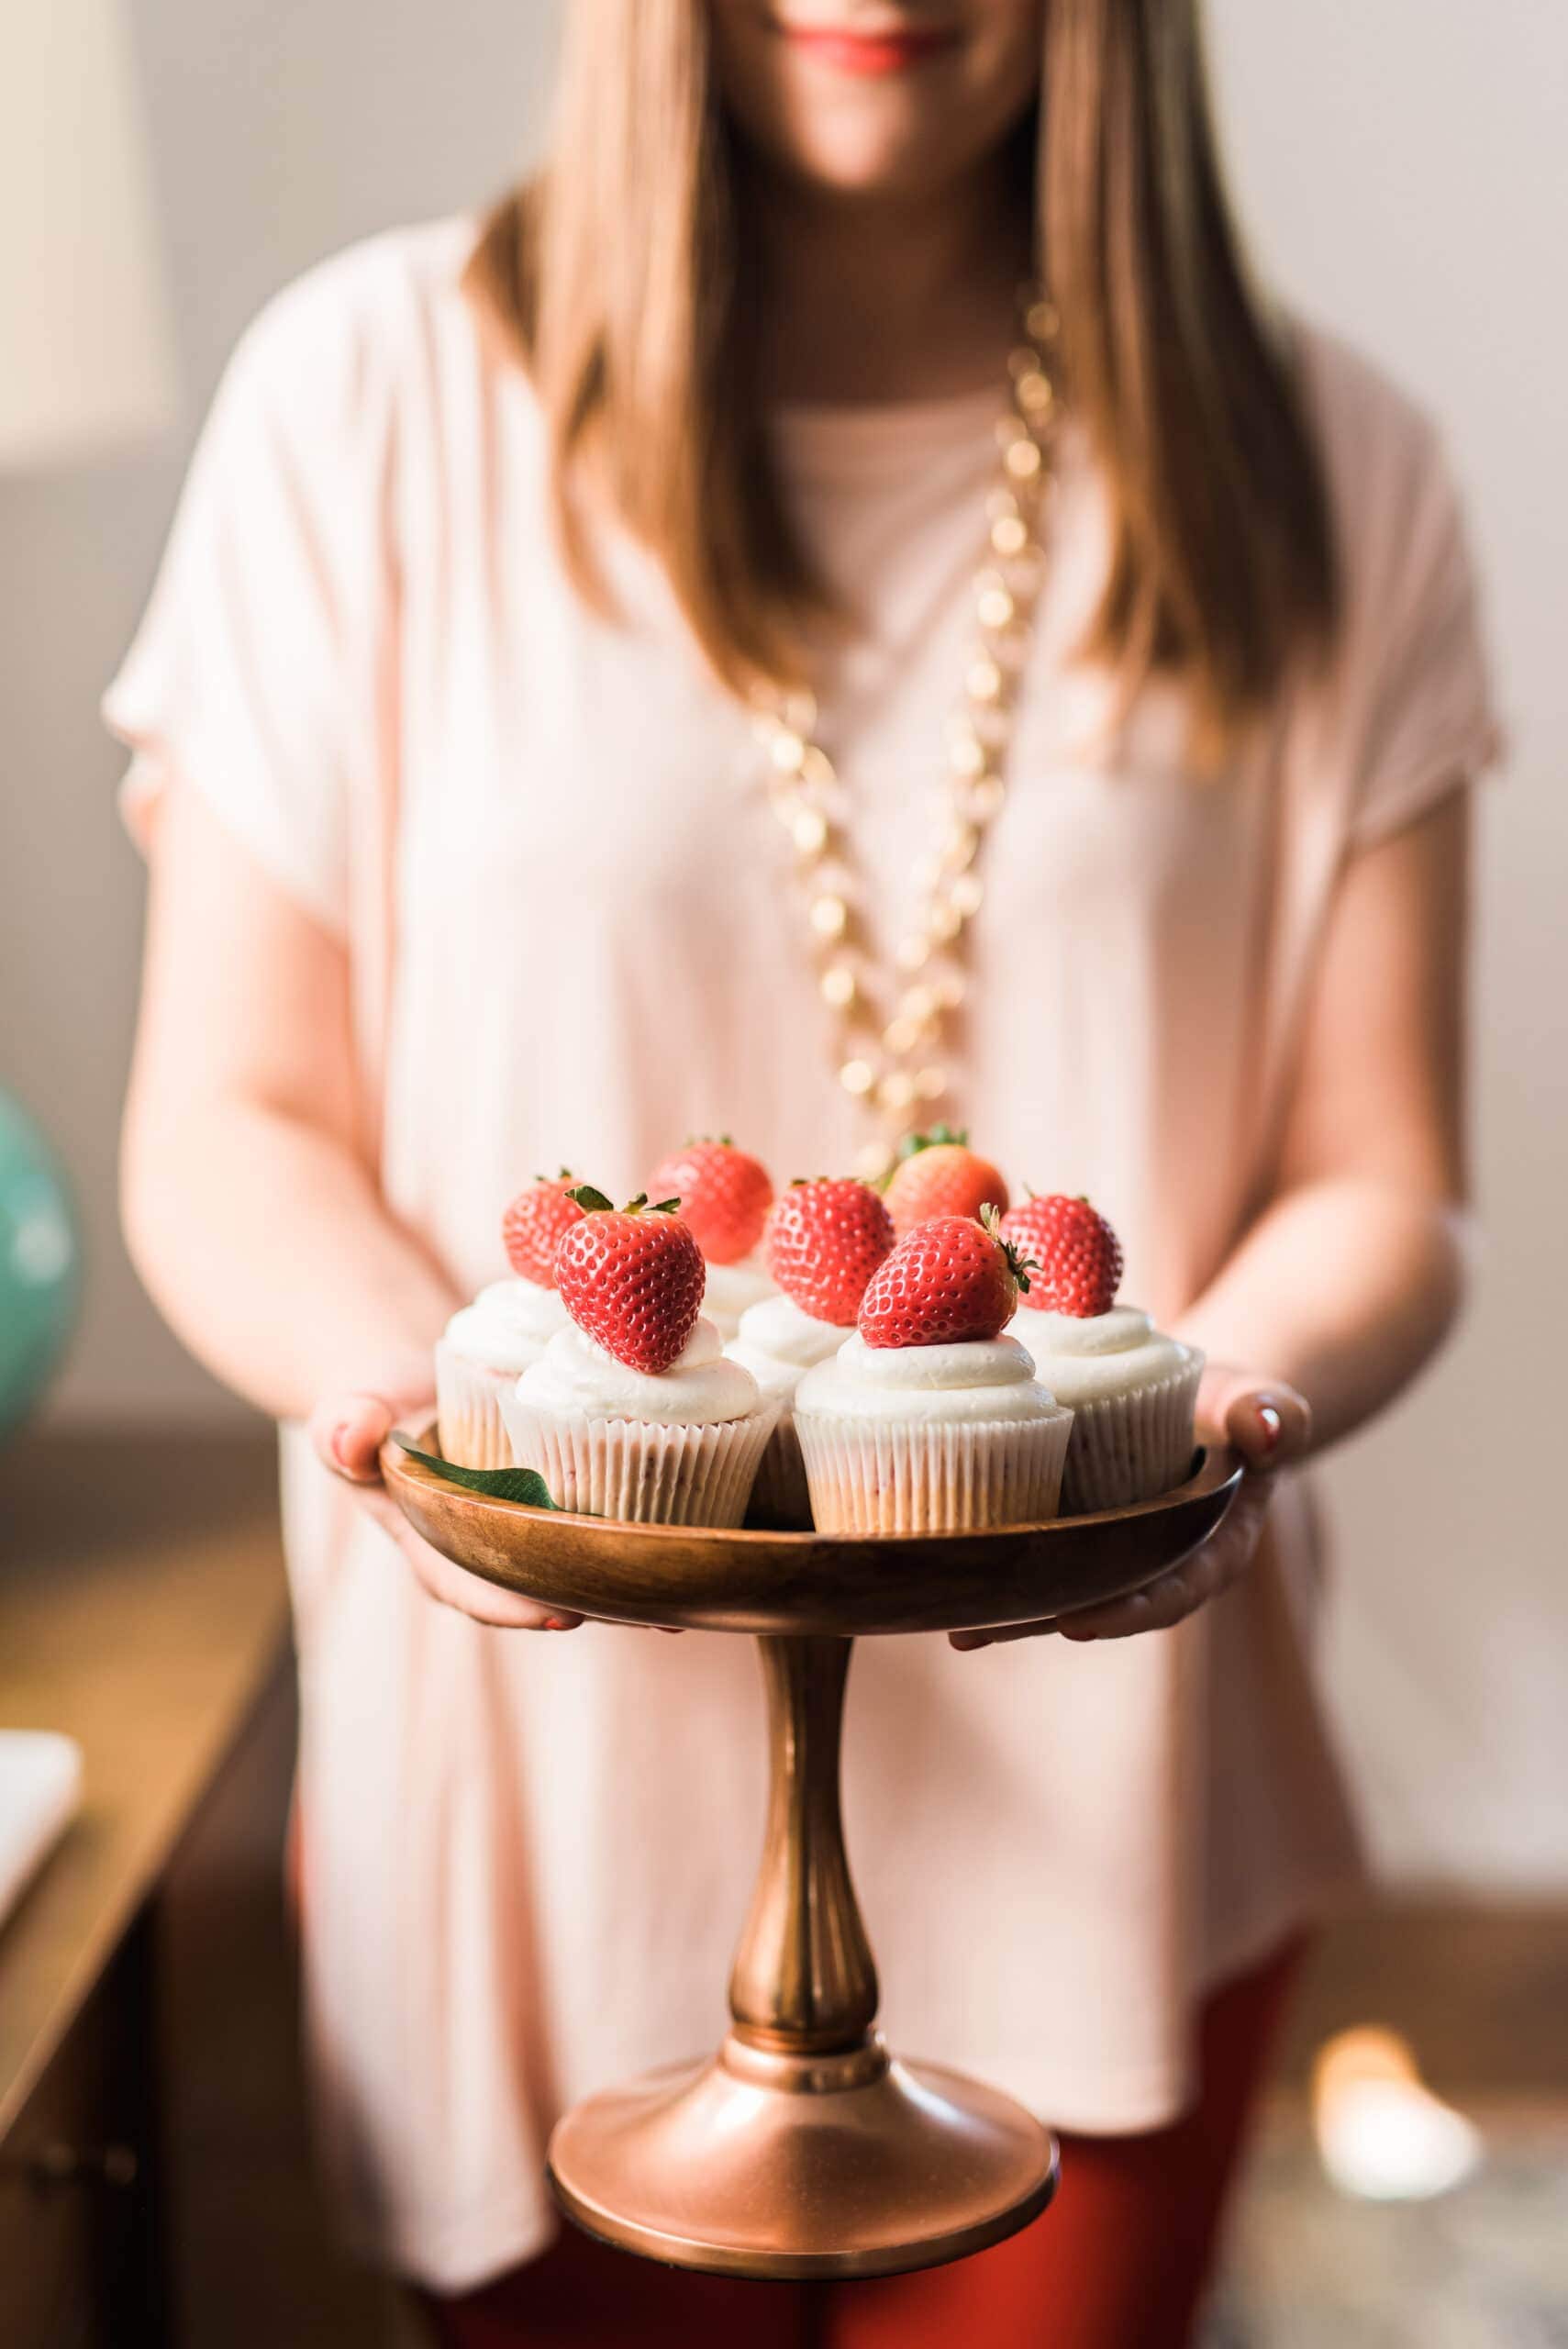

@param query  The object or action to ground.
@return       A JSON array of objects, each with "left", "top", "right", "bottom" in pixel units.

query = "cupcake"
[
  {"left": 435, "top": 1175, "right": 581, "bottom": 1466},
  {"left": 1001, "top": 1195, "right": 1203, "bottom": 1510},
  {"left": 647, "top": 1137, "right": 777, "bottom": 1339},
  {"left": 500, "top": 1189, "right": 774, "bottom": 1525},
  {"left": 696, "top": 1259, "right": 777, "bottom": 1341},
  {"left": 795, "top": 1209, "right": 1073, "bottom": 1535},
  {"left": 726, "top": 1176, "right": 896, "bottom": 1527},
  {"left": 436, "top": 1280, "right": 570, "bottom": 1468}
]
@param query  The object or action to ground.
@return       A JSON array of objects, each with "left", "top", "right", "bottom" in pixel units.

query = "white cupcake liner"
[
  {"left": 1058, "top": 1358, "right": 1205, "bottom": 1513},
  {"left": 795, "top": 1409, "right": 1073, "bottom": 1537},
  {"left": 434, "top": 1341, "right": 518, "bottom": 1470},
  {"left": 499, "top": 1395, "right": 774, "bottom": 1527},
  {"left": 747, "top": 1415, "right": 815, "bottom": 1531}
]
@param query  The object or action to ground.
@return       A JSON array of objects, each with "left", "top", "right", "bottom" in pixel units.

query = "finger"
[
  {"left": 351, "top": 1476, "right": 425, "bottom": 1545},
  {"left": 417, "top": 1557, "right": 580, "bottom": 1631},
  {"left": 1059, "top": 1570, "right": 1195, "bottom": 1640},
  {"left": 406, "top": 1531, "right": 583, "bottom": 1631},
  {"left": 350, "top": 1475, "right": 581, "bottom": 1631},
  {"left": 950, "top": 1620, "right": 1057, "bottom": 1651},
  {"left": 1191, "top": 1464, "right": 1283, "bottom": 1564},
  {"left": 1058, "top": 1584, "right": 1160, "bottom": 1640},
  {"left": 1228, "top": 1384, "right": 1311, "bottom": 1467},
  {"left": 1197, "top": 1373, "right": 1311, "bottom": 1469},
  {"left": 1059, "top": 1476, "right": 1273, "bottom": 1640},
  {"left": 310, "top": 1392, "right": 396, "bottom": 1485}
]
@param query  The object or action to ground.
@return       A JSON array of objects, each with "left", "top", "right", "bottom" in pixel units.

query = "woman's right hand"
[{"left": 309, "top": 1392, "right": 583, "bottom": 1632}]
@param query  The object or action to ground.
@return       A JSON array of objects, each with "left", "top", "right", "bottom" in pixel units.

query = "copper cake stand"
[{"left": 384, "top": 1430, "right": 1241, "bottom": 2280}]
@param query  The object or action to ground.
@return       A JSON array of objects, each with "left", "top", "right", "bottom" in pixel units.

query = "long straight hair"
[{"left": 467, "top": 0, "right": 1337, "bottom": 741}]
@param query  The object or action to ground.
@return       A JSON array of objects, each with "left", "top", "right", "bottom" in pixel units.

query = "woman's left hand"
[{"left": 949, "top": 1367, "right": 1311, "bottom": 1651}]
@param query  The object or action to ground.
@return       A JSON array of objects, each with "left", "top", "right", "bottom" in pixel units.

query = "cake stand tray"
[{"left": 383, "top": 1430, "right": 1241, "bottom": 2280}]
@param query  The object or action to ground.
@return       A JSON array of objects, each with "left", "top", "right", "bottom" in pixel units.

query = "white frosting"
[
  {"left": 442, "top": 1277, "right": 569, "bottom": 1372},
  {"left": 700, "top": 1257, "right": 778, "bottom": 1340},
  {"left": 1006, "top": 1304, "right": 1195, "bottom": 1404},
  {"left": 726, "top": 1296, "right": 847, "bottom": 1407},
  {"left": 795, "top": 1332, "right": 1066, "bottom": 1426},
  {"left": 516, "top": 1314, "right": 764, "bottom": 1428}
]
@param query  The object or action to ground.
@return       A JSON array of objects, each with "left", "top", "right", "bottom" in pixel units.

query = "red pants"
[{"left": 419, "top": 1933, "right": 1302, "bottom": 2349}]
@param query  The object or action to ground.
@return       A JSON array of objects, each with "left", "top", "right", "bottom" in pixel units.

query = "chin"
[{"left": 775, "top": 121, "right": 962, "bottom": 199}]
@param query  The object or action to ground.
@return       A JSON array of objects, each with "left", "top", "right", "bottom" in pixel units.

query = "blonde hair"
[{"left": 467, "top": 0, "right": 1336, "bottom": 740}]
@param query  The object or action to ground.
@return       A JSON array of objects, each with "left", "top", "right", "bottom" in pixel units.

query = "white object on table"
[{"left": 0, "top": 1730, "right": 83, "bottom": 1927}]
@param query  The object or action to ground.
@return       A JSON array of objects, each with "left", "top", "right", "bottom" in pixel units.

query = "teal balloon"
[{"left": 0, "top": 1092, "right": 81, "bottom": 1439}]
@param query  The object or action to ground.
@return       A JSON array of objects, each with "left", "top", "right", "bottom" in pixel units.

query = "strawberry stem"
[
  {"left": 980, "top": 1205, "right": 1035, "bottom": 1294},
  {"left": 564, "top": 1184, "right": 681, "bottom": 1218},
  {"left": 895, "top": 1122, "right": 970, "bottom": 1163}
]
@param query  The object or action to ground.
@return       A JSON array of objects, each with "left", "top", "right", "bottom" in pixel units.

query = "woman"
[{"left": 110, "top": 2, "right": 1496, "bottom": 2342}]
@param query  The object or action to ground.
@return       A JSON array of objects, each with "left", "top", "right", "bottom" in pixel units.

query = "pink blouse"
[{"left": 106, "top": 218, "right": 1498, "bottom": 2291}]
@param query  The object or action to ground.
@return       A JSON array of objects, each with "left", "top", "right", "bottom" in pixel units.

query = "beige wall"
[
  {"left": 1209, "top": 0, "right": 1568, "bottom": 1890},
  {"left": 5, "top": 3, "right": 1562, "bottom": 1887},
  {"left": 1, "top": 0, "right": 561, "bottom": 1424}
]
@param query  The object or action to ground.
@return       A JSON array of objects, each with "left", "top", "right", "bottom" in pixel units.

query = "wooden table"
[{"left": 0, "top": 1430, "right": 295, "bottom": 2346}]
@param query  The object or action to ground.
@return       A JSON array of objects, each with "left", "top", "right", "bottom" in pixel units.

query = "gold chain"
[{"left": 752, "top": 292, "right": 1062, "bottom": 1182}]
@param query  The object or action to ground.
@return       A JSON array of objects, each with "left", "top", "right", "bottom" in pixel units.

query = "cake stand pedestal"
[{"left": 384, "top": 1435, "right": 1240, "bottom": 2280}]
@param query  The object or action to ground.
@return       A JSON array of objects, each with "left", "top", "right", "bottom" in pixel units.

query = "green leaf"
[
  {"left": 895, "top": 1123, "right": 970, "bottom": 1163},
  {"left": 648, "top": 1197, "right": 682, "bottom": 1215},
  {"left": 391, "top": 1438, "right": 565, "bottom": 1509},
  {"left": 566, "top": 1183, "right": 614, "bottom": 1213}
]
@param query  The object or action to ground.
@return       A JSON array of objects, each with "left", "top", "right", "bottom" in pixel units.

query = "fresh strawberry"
[
  {"left": 882, "top": 1126, "right": 1009, "bottom": 1241},
  {"left": 762, "top": 1177, "right": 895, "bottom": 1328},
  {"left": 1000, "top": 1194, "right": 1123, "bottom": 1317},
  {"left": 858, "top": 1208, "right": 1032, "bottom": 1350},
  {"left": 554, "top": 1188, "right": 706, "bottom": 1373},
  {"left": 647, "top": 1137, "right": 774, "bottom": 1266},
  {"left": 501, "top": 1170, "right": 584, "bottom": 1287}
]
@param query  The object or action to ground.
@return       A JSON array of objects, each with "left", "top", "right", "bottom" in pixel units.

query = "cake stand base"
[
  {"left": 549, "top": 2032, "right": 1058, "bottom": 2281},
  {"left": 382, "top": 1436, "right": 1242, "bottom": 2280}
]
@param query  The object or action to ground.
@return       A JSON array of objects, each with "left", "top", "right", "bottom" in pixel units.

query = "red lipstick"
[{"left": 777, "top": 21, "right": 959, "bottom": 76}]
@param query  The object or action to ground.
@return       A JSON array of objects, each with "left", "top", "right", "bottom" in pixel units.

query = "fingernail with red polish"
[
  {"left": 1256, "top": 1403, "right": 1282, "bottom": 1451},
  {"left": 545, "top": 1615, "right": 574, "bottom": 1631}
]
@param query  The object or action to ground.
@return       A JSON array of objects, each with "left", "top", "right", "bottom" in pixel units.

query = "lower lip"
[{"left": 781, "top": 27, "right": 957, "bottom": 76}]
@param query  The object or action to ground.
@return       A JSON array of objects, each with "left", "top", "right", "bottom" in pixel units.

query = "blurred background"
[{"left": 1, "top": 4, "right": 1563, "bottom": 2343}]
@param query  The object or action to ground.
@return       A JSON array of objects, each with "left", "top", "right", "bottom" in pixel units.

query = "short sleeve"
[
  {"left": 103, "top": 253, "right": 400, "bottom": 933},
  {"left": 1303, "top": 334, "right": 1503, "bottom": 852}
]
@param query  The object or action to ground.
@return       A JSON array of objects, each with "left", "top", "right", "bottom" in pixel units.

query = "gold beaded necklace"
[{"left": 751, "top": 291, "right": 1061, "bottom": 1182}]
